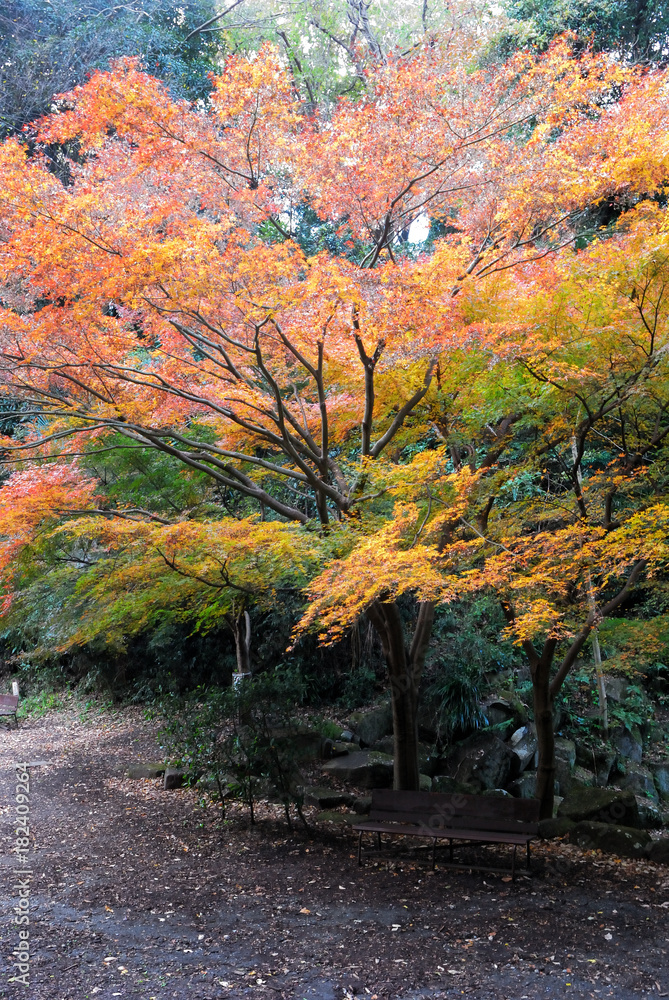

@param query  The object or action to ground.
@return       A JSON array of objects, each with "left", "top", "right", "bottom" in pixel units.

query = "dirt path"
[{"left": 1, "top": 708, "right": 668, "bottom": 1000}]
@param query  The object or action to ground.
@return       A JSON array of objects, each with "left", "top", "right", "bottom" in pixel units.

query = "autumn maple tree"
[{"left": 1, "top": 26, "right": 667, "bottom": 795}]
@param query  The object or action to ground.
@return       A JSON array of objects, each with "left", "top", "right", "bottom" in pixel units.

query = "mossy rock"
[
  {"left": 572, "top": 821, "right": 651, "bottom": 859},
  {"left": 126, "top": 762, "right": 166, "bottom": 779},
  {"left": 538, "top": 817, "right": 576, "bottom": 840},
  {"left": 558, "top": 787, "right": 640, "bottom": 828}
]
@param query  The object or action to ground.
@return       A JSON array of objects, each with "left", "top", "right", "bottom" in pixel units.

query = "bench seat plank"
[{"left": 352, "top": 820, "right": 536, "bottom": 846}]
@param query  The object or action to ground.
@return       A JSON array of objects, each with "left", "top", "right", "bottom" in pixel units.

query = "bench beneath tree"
[
  {"left": 353, "top": 789, "right": 540, "bottom": 879},
  {"left": 0, "top": 682, "right": 19, "bottom": 728}
]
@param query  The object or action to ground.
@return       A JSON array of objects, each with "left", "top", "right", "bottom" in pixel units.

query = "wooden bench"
[
  {"left": 353, "top": 789, "right": 540, "bottom": 879},
  {"left": 0, "top": 682, "right": 19, "bottom": 728}
]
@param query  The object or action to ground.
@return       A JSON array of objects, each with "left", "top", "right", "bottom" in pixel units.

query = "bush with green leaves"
[
  {"left": 160, "top": 666, "right": 312, "bottom": 830},
  {"left": 421, "top": 597, "right": 519, "bottom": 745}
]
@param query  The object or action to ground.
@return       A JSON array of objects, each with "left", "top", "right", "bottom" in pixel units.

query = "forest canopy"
[{"left": 1, "top": 0, "right": 669, "bottom": 817}]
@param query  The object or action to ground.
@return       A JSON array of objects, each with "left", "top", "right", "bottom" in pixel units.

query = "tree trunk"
[
  {"left": 366, "top": 599, "right": 435, "bottom": 791},
  {"left": 233, "top": 610, "right": 252, "bottom": 677},
  {"left": 532, "top": 653, "right": 556, "bottom": 820}
]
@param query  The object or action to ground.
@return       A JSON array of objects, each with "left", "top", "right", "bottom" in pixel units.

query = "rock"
[
  {"left": 571, "top": 766, "right": 596, "bottom": 789},
  {"left": 374, "top": 740, "right": 440, "bottom": 777},
  {"left": 352, "top": 795, "right": 372, "bottom": 815},
  {"left": 611, "top": 726, "right": 643, "bottom": 764},
  {"left": 330, "top": 742, "right": 351, "bottom": 758},
  {"left": 482, "top": 788, "right": 512, "bottom": 797},
  {"left": 558, "top": 787, "right": 640, "bottom": 828},
  {"left": 635, "top": 795, "right": 664, "bottom": 829},
  {"left": 163, "top": 767, "right": 187, "bottom": 790},
  {"left": 509, "top": 726, "right": 538, "bottom": 771},
  {"left": 646, "top": 839, "right": 669, "bottom": 864},
  {"left": 419, "top": 773, "right": 432, "bottom": 792},
  {"left": 618, "top": 764, "right": 659, "bottom": 802},
  {"left": 483, "top": 698, "right": 517, "bottom": 728},
  {"left": 416, "top": 701, "right": 441, "bottom": 743},
  {"left": 322, "top": 750, "right": 394, "bottom": 789},
  {"left": 603, "top": 675, "right": 629, "bottom": 702},
  {"left": 432, "top": 775, "right": 476, "bottom": 794},
  {"left": 316, "top": 810, "right": 358, "bottom": 825},
  {"left": 436, "top": 732, "right": 520, "bottom": 792},
  {"left": 572, "top": 821, "right": 651, "bottom": 859},
  {"left": 269, "top": 726, "right": 329, "bottom": 761},
  {"left": 340, "top": 730, "right": 355, "bottom": 742},
  {"left": 575, "top": 744, "right": 616, "bottom": 786},
  {"left": 507, "top": 772, "right": 537, "bottom": 799},
  {"left": 539, "top": 817, "right": 575, "bottom": 840},
  {"left": 126, "top": 762, "right": 166, "bottom": 779},
  {"left": 348, "top": 704, "right": 393, "bottom": 747},
  {"left": 302, "top": 786, "right": 355, "bottom": 809},
  {"left": 650, "top": 761, "right": 669, "bottom": 801},
  {"left": 553, "top": 738, "right": 576, "bottom": 793},
  {"left": 320, "top": 738, "right": 336, "bottom": 759}
]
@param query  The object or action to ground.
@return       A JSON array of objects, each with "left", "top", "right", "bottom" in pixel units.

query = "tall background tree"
[{"left": 1, "top": 5, "right": 669, "bottom": 801}]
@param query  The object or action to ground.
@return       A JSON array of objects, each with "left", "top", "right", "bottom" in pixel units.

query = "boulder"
[
  {"left": 575, "top": 744, "right": 616, "bottom": 786},
  {"left": 618, "top": 764, "right": 659, "bottom": 802},
  {"left": 481, "top": 788, "right": 512, "bottom": 797},
  {"left": 558, "top": 787, "right": 640, "bottom": 828},
  {"left": 330, "top": 742, "right": 351, "bottom": 758},
  {"left": 127, "top": 762, "right": 166, "bottom": 779},
  {"left": 646, "top": 839, "right": 669, "bottom": 865},
  {"left": 508, "top": 726, "right": 538, "bottom": 771},
  {"left": 432, "top": 775, "right": 476, "bottom": 794},
  {"left": 572, "top": 821, "right": 651, "bottom": 859},
  {"left": 269, "top": 726, "right": 330, "bottom": 761},
  {"left": 436, "top": 732, "right": 520, "bottom": 792},
  {"left": 419, "top": 773, "right": 432, "bottom": 791},
  {"left": 302, "top": 786, "right": 355, "bottom": 809},
  {"left": 348, "top": 704, "right": 393, "bottom": 747},
  {"left": 603, "top": 675, "right": 629, "bottom": 702},
  {"left": 553, "top": 738, "right": 576, "bottom": 793},
  {"left": 416, "top": 700, "right": 441, "bottom": 743},
  {"left": 483, "top": 698, "right": 517, "bottom": 727},
  {"left": 635, "top": 795, "right": 664, "bottom": 829},
  {"left": 163, "top": 767, "right": 186, "bottom": 790},
  {"left": 507, "top": 772, "right": 537, "bottom": 799},
  {"left": 322, "top": 750, "right": 394, "bottom": 789},
  {"left": 650, "top": 761, "right": 669, "bottom": 802},
  {"left": 611, "top": 726, "right": 643, "bottom": 764},
  {"left": 352, "top": 795, "right": 372, "bottom": 815},
  {"left": 571, "top": 766, "right": 596, "bottom": 789},
  {"left": 340, "top": 730, "right": 355, "bottom": 742},
  {"left": 539, "top": 817, "right": 575, "bottom": 840},
  {"left": 372, "top": 735, "right": 440, "bottom": 775}
]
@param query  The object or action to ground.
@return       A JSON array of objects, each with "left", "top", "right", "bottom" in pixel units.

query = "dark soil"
[{"left": 1, "top": 707, "right": 668, "bottom": 1000}]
